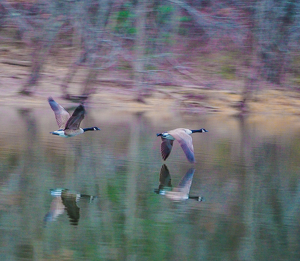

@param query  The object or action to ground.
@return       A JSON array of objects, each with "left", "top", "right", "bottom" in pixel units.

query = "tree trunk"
[
  {"left": 255, "top": 0, "right": 296, "bottom": 85},
  {"left": 62, "top": 0, "right": 113, "bottom": 101},
  {"left": 20, "top": 21, "right": 62, "bottom": 95},
  {"left": 133, "top": 0, "right": 147, "bottom": 103},
  {"left": 60, "top": 49, "right": 88, "bottom": 100},
  {"left": 80, "top": 55, "right": 101, "bottom": 101}
]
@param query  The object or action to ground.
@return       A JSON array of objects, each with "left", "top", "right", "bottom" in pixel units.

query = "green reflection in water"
[{"left": 0, "top": 108, "right": 300, "bottom": 260}]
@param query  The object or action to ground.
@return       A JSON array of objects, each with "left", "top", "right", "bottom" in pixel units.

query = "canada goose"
[
  {"left": 48, "top": 97, "right": 100, "bottom": 137},
  {"left": 157, "top": 128, "right": 208, "bottom": 163},
  {"left": 158, "top": 167, "right": 203, "bottom": 201},
  {"left": 44, "top": 188, "right": 96, "bottom": 226}
]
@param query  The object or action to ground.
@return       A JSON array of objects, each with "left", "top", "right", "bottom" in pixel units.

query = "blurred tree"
[
  {"left": 1, "top": 0, "right": 300, "bottom": 101},
  {"left": 17, "top": 1, "right": 67, "bottom": 95},
  {"left": 254, "top": 0, "right": 298, "bottom": 84},
  {"left": 133, "top": 0, "right": 146, "bottom": 102}
]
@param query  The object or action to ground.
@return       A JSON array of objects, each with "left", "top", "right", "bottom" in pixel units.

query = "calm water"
[{"left": 1, "top": 105, "right": 300, "bottom": 260}]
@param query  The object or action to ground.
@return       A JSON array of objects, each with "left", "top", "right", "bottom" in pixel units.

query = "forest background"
[{"left": 1, "top": 0, "right": 300, "bottom": 114}]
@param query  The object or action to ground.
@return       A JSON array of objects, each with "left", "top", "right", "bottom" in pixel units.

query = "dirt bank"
[{"left": 1, "top": 46, "right": 300, "bottom": 116}]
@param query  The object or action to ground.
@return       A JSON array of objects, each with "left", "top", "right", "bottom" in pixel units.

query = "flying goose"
[
  {"left": 48, "top": 97, "right": 100, "bottom": 137},
  {"left": 156, "top": 128, "right": 208, "bottom": 163},
  {"left": 157, "top": 166, "right": 203, "bottom": 201}
]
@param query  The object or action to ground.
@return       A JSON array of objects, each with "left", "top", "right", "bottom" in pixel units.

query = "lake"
[{"left": 1, "top": 105, "right": 300, "bottom": 260}]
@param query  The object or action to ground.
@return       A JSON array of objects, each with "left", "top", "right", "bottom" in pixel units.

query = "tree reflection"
[{"left": 1, "top": 109, "right": 300, "bottom": 259}]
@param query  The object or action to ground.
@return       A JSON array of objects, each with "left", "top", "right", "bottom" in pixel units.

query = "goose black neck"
[
  {"left": 189, "top": 196, "right": 204, "bottom": 201},
  {"left": 191, "top": 128, "right": 208, "bottom": 133},
  {"left": 83, "top": 127, "right": 100, "bottom": 132},
  {"left": 191, "top": 129, "right": 201, "bottom": 133},
  {"left": 80, "top": 194, "right": 96, "bottom": 200}
]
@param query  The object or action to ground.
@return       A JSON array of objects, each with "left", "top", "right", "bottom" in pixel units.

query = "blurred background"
[
  {"left": 1, "top": 1, "right": 300, "bottom": 261},
  {"left": 1, "top": 0, "right": 300, "bottom": 111}
]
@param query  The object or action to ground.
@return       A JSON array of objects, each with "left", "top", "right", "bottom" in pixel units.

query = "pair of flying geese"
[{"left": 48, "top": 97, "right": 208, "bottom": 163}]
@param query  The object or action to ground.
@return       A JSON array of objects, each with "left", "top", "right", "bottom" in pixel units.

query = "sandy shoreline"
[
  {"left": 1, "top": 51, "right": 300, "bottom": 116},
  {"left": 1, "top": 85, "right": 300, "bottom": 117}
]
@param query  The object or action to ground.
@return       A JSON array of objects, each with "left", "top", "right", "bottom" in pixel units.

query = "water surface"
[{"left": 1, "top": 106, "right": 300, "bottom": 260}]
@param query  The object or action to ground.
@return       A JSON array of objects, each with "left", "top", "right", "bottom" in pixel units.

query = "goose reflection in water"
[
  {"left": 155, "top": 164, "right": 203, "bottom": 202},
  {"left": 44, "top": 188, "right": 96, "bottom": 226},
  {"left": 154, "top": 164, "right": 172, "bottom": 195}
]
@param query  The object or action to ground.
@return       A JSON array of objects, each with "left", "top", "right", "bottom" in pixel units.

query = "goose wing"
[
  {"left": 160, "top": 138, "right": 174, "bottom": 161},
  {"left": 64, "top": 105, "right": 85, "bottom": 130},
  {"left": 62, "top": 198, "right": 80, "bottom": 226},
  {"left": 174, "top": 168, "right": 195, "bottom": 194},
  {"left": 44, "top": 197, "right": 65, "bottom": 223},
  {"left": 159, "top": 164, "right": 172, "bottom": 186},
  {"left": 61, "top": 191, "right": 80, "bottom": 225},
  {"left": 48, "top": 97, "right": 70, "bottom": 129},
  {"left": 168, "top": 129, "right": 195, "bottom": 163}
]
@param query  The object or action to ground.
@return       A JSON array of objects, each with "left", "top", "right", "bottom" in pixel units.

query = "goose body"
[
  {"left": 48, "top": 97, "right": 100, "bottom": 137},
  {"left": 50, "top": 128, "right": 84, "bottom": 138},
  {"left": 164, "top": 167, "right": 195, "bottom": 201},
  {"left": 157, "top": 128, "right": 208, "bottom": 163}
]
